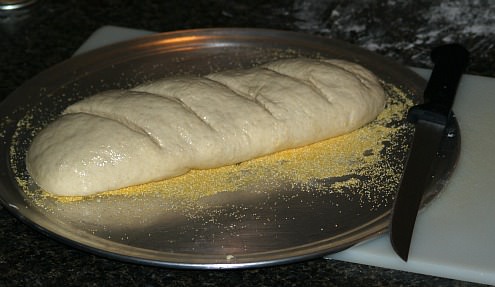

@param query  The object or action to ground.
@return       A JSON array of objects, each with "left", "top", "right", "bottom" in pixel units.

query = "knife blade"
[{"left": 390, "top": 43, "right": 469, "bottom": 262}]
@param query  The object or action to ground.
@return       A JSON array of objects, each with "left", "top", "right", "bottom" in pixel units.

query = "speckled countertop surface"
[{"left": 0, "top": 0, "right": 493, "bottom": 286}]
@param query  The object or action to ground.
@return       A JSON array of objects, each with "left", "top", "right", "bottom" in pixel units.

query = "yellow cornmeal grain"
[{"left": 40, "top": 83, "right": 413, "bottom": 209}]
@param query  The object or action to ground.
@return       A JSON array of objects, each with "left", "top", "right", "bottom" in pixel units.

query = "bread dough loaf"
[{"left": 26, "top": 58, "right": 385, "bottom": 196}]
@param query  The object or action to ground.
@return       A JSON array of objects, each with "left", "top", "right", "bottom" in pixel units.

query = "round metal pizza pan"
[{"left": 0, "top": 28, "right": 459, "bottom": 269}]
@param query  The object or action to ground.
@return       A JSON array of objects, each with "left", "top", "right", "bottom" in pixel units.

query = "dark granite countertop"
[{"left": 1, "top": 0, "right": 493, "bottom": 286}]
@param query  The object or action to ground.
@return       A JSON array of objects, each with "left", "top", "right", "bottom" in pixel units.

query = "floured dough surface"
[{"left": 26, "top": 58, "right": 385, "bottom": 196}]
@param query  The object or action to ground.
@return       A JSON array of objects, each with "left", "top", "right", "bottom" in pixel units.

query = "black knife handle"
[{"left": 407, "top": 44, "right": 469, "bottom": 125}]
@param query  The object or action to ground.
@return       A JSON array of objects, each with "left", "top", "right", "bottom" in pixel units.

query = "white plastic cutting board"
[
  {"left": 328, "top": 69, "right": 495, "bottom": 285},
  {"left": 76, "top": 26, "right": 495, "bottom": 285}
]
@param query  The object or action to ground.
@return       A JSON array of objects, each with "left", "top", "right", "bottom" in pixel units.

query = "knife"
[{"left": 390, "top": 43, "right": 469, "bottom": 261}]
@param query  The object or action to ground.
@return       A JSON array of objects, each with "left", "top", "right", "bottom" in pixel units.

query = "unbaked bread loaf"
[{"left": 26, "top": 58, "right": 385, "bottom": 196}]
